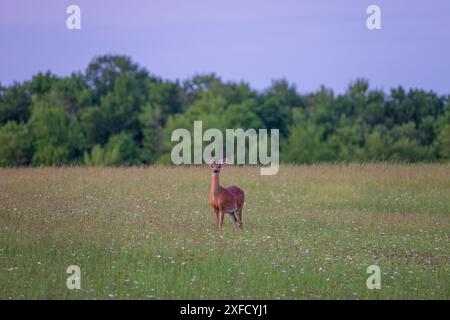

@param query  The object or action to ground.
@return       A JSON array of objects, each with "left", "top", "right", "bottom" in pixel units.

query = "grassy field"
[{"left": 0, "top": 164, "right": 449, "bottom": 299}]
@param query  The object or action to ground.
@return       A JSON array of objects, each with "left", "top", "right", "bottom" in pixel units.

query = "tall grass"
[{"left": 0, "top": 164, "right": 449, "bottom": 299}]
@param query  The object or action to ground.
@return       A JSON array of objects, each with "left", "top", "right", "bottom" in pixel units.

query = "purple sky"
[{"left": 1, "top": 0, "right": 449, "bottom": 94}]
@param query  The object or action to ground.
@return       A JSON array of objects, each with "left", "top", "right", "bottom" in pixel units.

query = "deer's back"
[
  {"left": 225, "top": 186, "right": 245, "bottom": 210},
  {"left": 210, "top": 186, "right": 244, "bottom": 211}
]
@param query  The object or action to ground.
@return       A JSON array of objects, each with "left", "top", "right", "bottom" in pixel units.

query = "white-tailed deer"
[{"left": 207, "top": 158, "right": 245, "bottom": 230}]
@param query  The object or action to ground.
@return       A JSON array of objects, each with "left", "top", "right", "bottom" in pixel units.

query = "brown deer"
[{"left": 208, "top": 158, "right": 245, "bottom": 230}]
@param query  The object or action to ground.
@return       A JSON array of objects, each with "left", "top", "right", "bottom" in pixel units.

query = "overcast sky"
[{"left": 0, "top": 0, "right": 449, "bottom": 94}]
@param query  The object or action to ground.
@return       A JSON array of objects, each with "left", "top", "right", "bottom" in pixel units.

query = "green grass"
[{"left": 0, "top": 164, "right": 449, "bottom": 299}]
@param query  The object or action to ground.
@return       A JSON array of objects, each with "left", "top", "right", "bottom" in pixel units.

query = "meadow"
[{"left": 0, "top": 164, "right": 449, "bottom": 299}]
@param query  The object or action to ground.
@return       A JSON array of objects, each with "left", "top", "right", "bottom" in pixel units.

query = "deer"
[{"left": 207, "top": 158, "right": 245, "bottom": 231}]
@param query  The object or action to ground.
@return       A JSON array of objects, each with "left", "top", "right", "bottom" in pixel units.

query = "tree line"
[{"left": 0, "top": 54, "right": 449, "bottom": 166}]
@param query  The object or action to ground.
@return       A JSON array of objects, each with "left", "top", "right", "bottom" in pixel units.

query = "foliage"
[
  {"left": 0, "top": 55, "right": 449, "bottom": 166},
  {"left": 28, "top": 106, "right": 71, "bottom": 165},
  {"left": 0, "top": 121, "right": 32, "bottom": 166},
  {"left": 84, "top": 132, "right": 140, "bottom": 166}
]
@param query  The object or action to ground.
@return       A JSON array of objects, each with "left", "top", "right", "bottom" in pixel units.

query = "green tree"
[
  {"left": 84, "top": 133, "right": 139, "bottom": 166},
  {"left": 365, "top": 127, "right": 392, "bottom": 161},
  {"left": 327, "top": 125, "right": 366, "bottom": 161},
  {"left": 29, "top": 106, "right": 71, "bottom": 165},
  {"left": 0, "top": 121, "right": 33, "bottom": 166},
  {"left": 0, "top": 54, "right": 449, "bottom": 166},
  {"left": 224, "top": 99, "right": 264, "bottom": 129},
  {"left": 41, "top": 74, "right": 91, "bottom": 118},
  {"left": 85, "top": 55, "right": 150, "bottom": 104},
  {"left": 284, "top": 124, "right": 332, "bottom": 164},
  {"left": 0, "top": 82, "right": 32, "bottom": 124},
  {"left": 436, "top": 106, "right": 450, "bottom": 159},
  {"left": 254, "top": 96, "right": 291, "bottom": 137},
  {"left": 437, "top": 124, "right": 450, "bottom": 159},
  {"left": 98, "top": 72, "right": 147, "bottom": 139},
  {"left": 83, "top": 145, "right": 105, "bottom": 166},
  {"left": 139, "top": 104, "right": 163, "bottom": 164}
]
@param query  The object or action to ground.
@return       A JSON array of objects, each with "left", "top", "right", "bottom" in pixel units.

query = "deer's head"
[{"left": 207, "top": 158, "right": 227, "bottom": 175}]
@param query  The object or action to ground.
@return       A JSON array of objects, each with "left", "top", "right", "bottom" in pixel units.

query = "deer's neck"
[{"left": 210, "top": 174, "right": 221, "bottom": 197}]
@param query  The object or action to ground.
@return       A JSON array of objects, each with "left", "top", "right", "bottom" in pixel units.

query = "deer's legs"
[
  {"left": 214, "top": 209, "right": 219, "bottom": 229},
  {"left": 230, "top": 211, "right": 240, "bottom": 228},
  {"left": 218, "top": 211, "right": 225, "bottom": 231},
  {"left": 237, "top": 209, "right": 243, "bottom": 229}
]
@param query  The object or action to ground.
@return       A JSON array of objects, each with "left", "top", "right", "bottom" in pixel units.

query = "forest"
[{"left": 0, "top": 54, "right": 449, "bottom": 166}]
